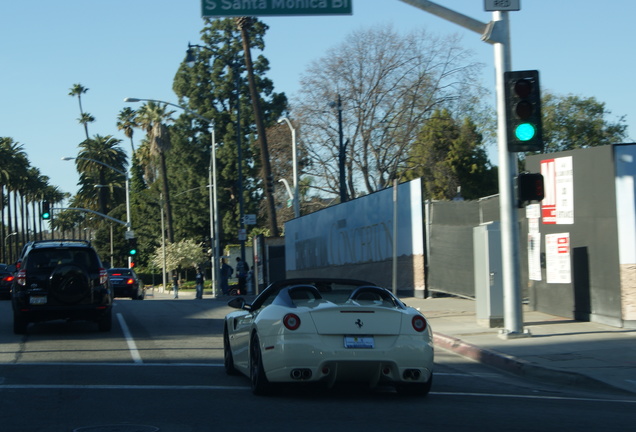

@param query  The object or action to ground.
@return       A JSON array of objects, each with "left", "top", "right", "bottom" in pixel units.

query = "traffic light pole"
[
  {"left": 400, "top": 1, "right": 528, "bottom": 338},
  {"left": 493, "top": 12, "right": 526, "bottom": 338}
]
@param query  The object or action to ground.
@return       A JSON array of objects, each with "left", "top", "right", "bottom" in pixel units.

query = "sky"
[{"left": 2, "top": 0, "right": 634, "bottom": 197}]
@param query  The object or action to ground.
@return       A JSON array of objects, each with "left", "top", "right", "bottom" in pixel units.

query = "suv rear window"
[
  {"left": 107, "top": 269, "right": 133, "bottom": 276},
  {"left": 25, "top": 248, "right": 99, "bottom": 273}
]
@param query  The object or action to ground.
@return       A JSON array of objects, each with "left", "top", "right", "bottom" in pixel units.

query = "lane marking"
[
  {"left": 429, "top": 391, "right": 636, "bottom": 404},
  {"left": 0, "top": 385, "right": 633, "bottom": 404},
  {"left": 0, "top": 384, "right": 249, "bottom": 390},
  {"left": 1, "top": 362, "right": 224, "bottom": 367},
  {"left": 116, "top": 313, "right": 142, "bottom": 364}
]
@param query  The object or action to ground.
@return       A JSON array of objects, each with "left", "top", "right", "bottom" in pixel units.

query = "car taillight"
[
  {"left": 283, "top": 313, "right": 301, "bottom": 330},
  {"left": 412, "top": 315, "right": 427, "bottom": 332},
  {"left": 126, "top": 278, "right": 134, "bottom": 285},
  {"left": 4, "top": 275, "right": 14, "bottom": 283},
  {"left": 16, "top": 269, "right": 26, "bottom": 287},
  {"left": 99, "top": 268, "right": 108, "bottom": 285}
]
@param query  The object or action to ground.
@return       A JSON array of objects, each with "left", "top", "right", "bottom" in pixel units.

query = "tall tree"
[
  {"left": 117, "top": 107, "right": 138, "bottom": 154},
  {"left": 76, "top": 135, "right": 127, "bottom": 217},
  {"left": 69, "top": 83, "right": 91, "bottom": 140},
  {"left": 293, "top": 25, "right": 487, "bottom": 199},
  {"left": 541, "top": 91, "right": 628, "bottom": 153},
  {"left": 236, "top": 16, "right": 278, "bottom": 236},
  {"left": 0, "top": 138, "right": 29, "bottom": 260},
  {"left": 134, "top": 102, "right": 176, "bottom": 242},
  {"left": 404, "top": 109, "right": 497, "bottom": 200},
  {"left": 172, "top": 18, "right": 287, "bottom": 242}
]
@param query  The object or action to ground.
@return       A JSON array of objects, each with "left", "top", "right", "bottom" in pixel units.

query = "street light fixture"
[
  {"left": 277, "top": 117, "right": 300, "bottom": 218},
  {"left": 124, "top": 97, "right": 220, "bottom": 296}
]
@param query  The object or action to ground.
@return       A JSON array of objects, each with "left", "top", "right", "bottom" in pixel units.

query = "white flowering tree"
[{"left": 151, "top": 238, "right": 207, "bottom": 274}]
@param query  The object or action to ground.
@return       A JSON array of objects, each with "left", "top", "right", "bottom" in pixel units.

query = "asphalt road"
[{"left": 0, "top": 296, "right": 634, "bottom": 432}]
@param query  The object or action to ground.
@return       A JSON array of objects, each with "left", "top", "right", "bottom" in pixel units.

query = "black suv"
[{"left": 12, "top": 239, "right": 113, "bottom": 334}]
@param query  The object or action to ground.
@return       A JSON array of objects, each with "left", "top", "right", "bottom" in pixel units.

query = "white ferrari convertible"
[{"left": 223, "top": 278, "right": 434, "bottom": 396}]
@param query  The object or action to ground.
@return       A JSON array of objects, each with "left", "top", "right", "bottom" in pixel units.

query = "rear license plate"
[
  {"left": 30, "top": 295, "right": 47, "bottom": 305},
  {"left": 344, "top": 336, "right": 374, "bottom": 349}
]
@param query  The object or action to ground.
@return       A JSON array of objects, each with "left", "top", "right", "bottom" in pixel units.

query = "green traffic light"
[
  {"left": 129, "top": 249, "right": 137, "bottom": 256},
  {"left": 515, "top": 123, "right": 536, "bottom": 141},
  {"left": 42, "top": 212, "right": 51, "bottom": 220}
]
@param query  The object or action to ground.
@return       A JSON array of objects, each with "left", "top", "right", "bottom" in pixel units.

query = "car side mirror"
[{"left": 228, "top": 297, "right": 247, "bottom": 310}]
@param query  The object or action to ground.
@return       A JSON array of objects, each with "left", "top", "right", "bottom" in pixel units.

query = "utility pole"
[{"left": 400, "top": 0, "right": 528, "bottom": 338}]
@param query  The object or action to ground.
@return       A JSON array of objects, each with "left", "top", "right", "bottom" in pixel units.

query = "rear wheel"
[
  {"left": 13, "top": 313, "right": 28, "bottom": 335},
  {"left": 250, "top": 334, "right": 272, "bottom": 395}
]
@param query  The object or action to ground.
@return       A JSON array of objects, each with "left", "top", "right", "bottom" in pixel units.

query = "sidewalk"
[{"left": 401, "top": 296, "right": 636, "bottom": 396}]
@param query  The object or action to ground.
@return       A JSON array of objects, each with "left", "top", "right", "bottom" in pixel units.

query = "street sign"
[
  {"left": 125, "top": 230, "right": 135, "bottom": 239},
  {"left": 484, "top": 0, "right": 520, "bottom": 11},
  {"left": 202, "top": 0, "right": 352, "bottom": 17},
  {"left": 238, "top": 229, "right": 247, "bottom": 241},
  {"left": 243, "top": 214, "right": 257, "bottom": 225}
]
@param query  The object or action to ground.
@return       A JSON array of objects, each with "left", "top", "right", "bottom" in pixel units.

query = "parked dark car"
[
  {"left": 107, "top": 268, "right": 144, "bottom": 300},
  {"left": 11, "top": 239, "right": 113, "bottom": 334},
  {"left": 0, "top": 264, "right": 15, "bottom": 299}
]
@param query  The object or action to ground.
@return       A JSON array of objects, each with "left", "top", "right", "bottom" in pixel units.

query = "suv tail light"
[
  {"left": 99, "top": 268, "right": 108, "bottom": 285},
  {"left": 16, "top": 269, "right": 26, "bottom": 287},
  {"left": 126, "top": 278, "right": 135, "bottom": 285}
]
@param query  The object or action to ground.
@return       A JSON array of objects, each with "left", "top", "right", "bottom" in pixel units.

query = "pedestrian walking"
[
  {"left": 220, "top": 258, "right": 233, "bottom": 295},
  {"left": 172, "top": 272, "right": 179, "bottom": 299},
  {"left": 195, "top": 267, "right": 204, "bottom": 299},
  {"left": 236, "top": 257, "right": 249, "bottom": 294}
]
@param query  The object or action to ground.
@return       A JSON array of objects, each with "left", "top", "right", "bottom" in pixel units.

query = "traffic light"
[
  {"left": 42, "top": 201, "right": 51, "bottom": 220},
  {"left": 265, "top": 175, "right": 274, "bottom": 194},
  {"left": 517, "top": 172, "right": 545, "bottom": 205},
  {"left": 127, "top": 237, "right": 138, "bottom": 256},
  {"left": 504, "top": 70, "right": 543, "bottom": 152}
]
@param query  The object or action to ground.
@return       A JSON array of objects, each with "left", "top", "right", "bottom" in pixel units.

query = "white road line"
[
  {"left": 431, "top": 392, "right": 636, "bottom": 404},
  {"left": 116, "top": 313, "right": 142, "bottom": 364},
  {"left": 0, "top": 384, "right": 250, "bottom": 391},
  {"left": 0, "top": 385, "right": 634, "bottom": 404},
  {"left": 1, "top": 362, "right": 224, "bottom": 367}
]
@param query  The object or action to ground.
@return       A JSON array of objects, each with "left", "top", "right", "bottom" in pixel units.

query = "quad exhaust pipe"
[
  {"left": 402, "top": 369, "right": 421, "bottom": 380},
  {"left": 290, "top": 368, "right": 312, "bottom": 380}
]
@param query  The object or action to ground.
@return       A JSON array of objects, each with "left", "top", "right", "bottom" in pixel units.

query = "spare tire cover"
[{"left": 49, "top": 265, "right": 91, "bottom": 304}]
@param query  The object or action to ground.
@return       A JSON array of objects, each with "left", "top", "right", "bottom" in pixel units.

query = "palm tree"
[
  {"left": 69, "top": 83, "right": 91, "bottom": 140},
  {"left": 0, "top": 138, "right": 29, "bottom": 261},
  {"left": 134, "top": 102, "right": 176, "bottom": 242},
  {"left": 117, "top": 107, "right": 138, "bottom": 154},
  {"left": 78, "top": 113, "right": 96, "bottom": 138},
  {"left": 1, "top": 138, "right": 30, "bottom": 258},
  {"left": 76, "top": 135, "right": 127, "bottom": 217}
]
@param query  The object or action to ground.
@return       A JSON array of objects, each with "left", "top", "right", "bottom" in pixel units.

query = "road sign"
[
  {"left": 238, "top": 229, "right": 247, "bottom": 241},
  {"left": 484, "top": 0, "right": 520, "bottom": 11},
  {"left": 125, "top": 230, "right": 135, "bottom": 240},
  {"left": 243, "top": 214, "right": 257, "bottom": 225},
  {"left": 202, "top": 0, "right": 352, "bottom": 17}
]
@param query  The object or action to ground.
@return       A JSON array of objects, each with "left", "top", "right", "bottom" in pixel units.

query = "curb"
[{"left": 433, "top": 332, "right": 634, "bottom": 396}]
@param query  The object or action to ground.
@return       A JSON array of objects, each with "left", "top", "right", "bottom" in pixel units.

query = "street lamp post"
[
  {"left": 277, "top": 117, "right": 299, "bottom": 218},
  {"left": 124, "top": 97, "right": 220, "bottom": 296},
  {"left": 62, "top": 156, "right": 132, "bottom": 252},
  {"left": 4, "top": 232, "right": 17, "bottom": 263}
]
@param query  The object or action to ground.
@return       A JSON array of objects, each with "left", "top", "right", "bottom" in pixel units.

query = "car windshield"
[{"left": 258, "top": 279, "right": 391, "bottom": 309}]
